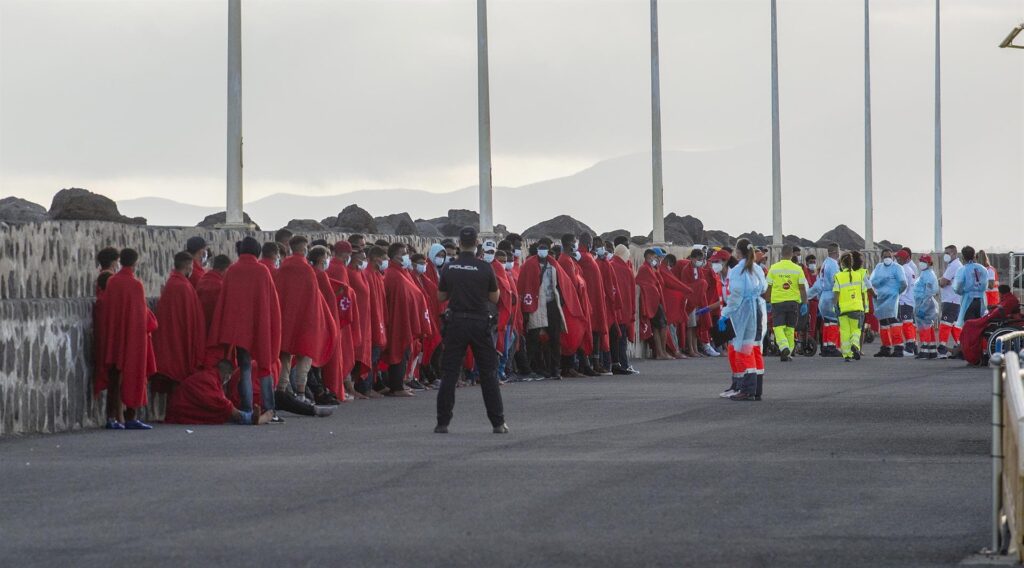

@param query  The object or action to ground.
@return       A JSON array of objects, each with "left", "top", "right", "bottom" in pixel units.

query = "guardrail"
[{"left": 991, "top": 331, "right": 1024, "bottom": 559}]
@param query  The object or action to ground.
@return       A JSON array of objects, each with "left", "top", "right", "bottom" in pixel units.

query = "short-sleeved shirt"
[
  {"left": 438, "top": 251, "right": 499, "bottom": 315},
  {"left": 766, "top": 259, "right": 807, "bottom": 304},
  {"left": 940, "top": 259, "right": 963, "bottom": 304},
  {"left": 833, "top": 269, "right": 867, "bottom": 314}
]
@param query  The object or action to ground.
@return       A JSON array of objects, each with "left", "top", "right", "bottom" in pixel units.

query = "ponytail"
[{"left": 736, "top": 238, "right": 755, "bottom": 274}]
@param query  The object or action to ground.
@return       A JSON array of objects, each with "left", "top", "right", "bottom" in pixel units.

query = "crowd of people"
[{"left": 92, "top": 226, "right": 1021, "bottom": 429}]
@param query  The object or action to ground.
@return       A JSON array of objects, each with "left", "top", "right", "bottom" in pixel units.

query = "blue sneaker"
[
  {"left": 105, "top": 418, "right": 125, "bottom": 430},
  {"left": 124, "top": 419, "right": 153, "bottom": 430}
]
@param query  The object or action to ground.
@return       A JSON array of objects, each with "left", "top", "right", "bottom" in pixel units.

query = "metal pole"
[
  {"left": 864, "top": 0, "right": 874, "bottom": 251},
  {"left": 992, "top": 356, "right": 1004, "bottom": 554},
  {"left": 477, "top": 0, "right": 494, "bottom": 235},
  {"left": 934, "top": 0, "right": 943, "bottom": 254},
  {"left": 225, "top": 0, "right": 244, "bottom": 227},
  {"left": 770, "top": 0, "right": 782, "bottom": 247},
  {"left": 650, "top": 0, "right": 665, "bottom": 243}
]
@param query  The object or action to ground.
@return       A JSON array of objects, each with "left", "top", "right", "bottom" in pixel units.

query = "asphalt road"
[{"left": 0, "top": 355, "right": 992, "bottom": 567}]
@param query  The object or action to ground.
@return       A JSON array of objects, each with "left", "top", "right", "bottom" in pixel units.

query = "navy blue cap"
[{"left": 459, "top": 226, "right": 478, "bottom": 241}]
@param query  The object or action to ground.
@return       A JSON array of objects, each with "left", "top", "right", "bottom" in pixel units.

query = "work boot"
[
  {"left": 891, "top": 345, "right": 905, "bottom": 358},
  {"left": 852, "top": 345, "right": 862, "bottom": 361},
  {"left": 874, "top": 346, "right": 892, "bottom": 358},
  {"left": 779, "top": 347, "right": 791, "bottom": 362},
  {"left": 754, "top": 374, "right": 763, "bottom": 401}
]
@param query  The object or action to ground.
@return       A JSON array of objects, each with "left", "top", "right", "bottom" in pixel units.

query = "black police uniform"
[{"left": 436, "top": 237, "right": 505, "bottom": 429}]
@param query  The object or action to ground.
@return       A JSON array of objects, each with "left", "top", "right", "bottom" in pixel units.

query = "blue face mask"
[
  {"left": 538, "top": 248, "right": 549, "bottom": 259},
  {"left": 401, "top": 254, "right": 412, "bottom": 269},
  {"left": 595, "top": 247, "right": 606, "bottom": 257},
  {"left": 484, "top": 253, "right": 495, "bottom": 263}
]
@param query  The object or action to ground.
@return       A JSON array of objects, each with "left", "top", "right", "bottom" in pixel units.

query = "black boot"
[
  {"left": 874, "top": 346, "right": 892, "bottom": 358},
  {"left": 754, "top": 374, "right": 763, "bottom": 401}
]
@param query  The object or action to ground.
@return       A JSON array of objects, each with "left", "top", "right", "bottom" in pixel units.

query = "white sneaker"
[
  {"left": 719, "top": 388, "right": 738, "bottom": 398},
  {"left": 901, "top": 350, "right": 916, "bottom": 358},
  {"left": 936, "top": 352, "right": 950, "bottom": 360},
  {"left": 703, "top": 345, "right": 721, "bottom": 357}
]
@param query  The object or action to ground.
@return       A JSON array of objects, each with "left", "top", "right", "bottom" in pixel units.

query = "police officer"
[{"left": 434, "top": 227, "right": 508, "bottom": 434}]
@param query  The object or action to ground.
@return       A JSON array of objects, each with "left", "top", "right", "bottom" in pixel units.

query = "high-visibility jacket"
[
  {"left": 986, "top": 267, "right": 1000, "bottom": 306},
  {"left": 766, "top": 259, "right": 807, "bottom": 304},
  {"left": 833, "top": 268, "right": 867, "bottom": 314}
]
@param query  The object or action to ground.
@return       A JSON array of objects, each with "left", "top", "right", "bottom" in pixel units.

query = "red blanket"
[
  {"left": 491, "top": 260, "right": 515, "bottom": 352},
  {"left": 274, "top": 254, "right": 337, "bottom": 366},
  {"left": 152, "top": 271, "right": 207, "bottom": 387},
  {"left": 577, "top": 252, "right": 609, "bottom": 333},
  {"left": 635, "top": 263, "right": 664, "bottom": 321},
  {"left": 414, "top": 270, "right": 442, "bottom": 362},
  {"left": 189, "top": 258, "right": 206, "bottom": 288},
  {"left": 195, "top": 270, "right": 224, "bottom": 331},
  {"left": 314, "top": 269, "right": 346, "bottom": 395},
  {"left": 346, "top": 265, "right": 373, "bottom": 372},
  {"left": 364, "top": 268, "right": 388, "bottom": 349},
  {"left": 326, "top": 261, "right": 356, "bottom": 376},
  {"left": 100, "top": 267, "right": 158, "bottom": 408},
  {"left": 164, "top": 368, "right": 235, "bottom": 425},
  {"left": 382, "top": 266, "right": 424, "bottom": 365},
  {"left": 92, "top": 272, "right": 113, "bottom": 396},
  {"left": 208, "top": 254, "right": 281, "bottom": 373},
  {"left": 518, "top": 256, "right": 587, "bottom": 355}
]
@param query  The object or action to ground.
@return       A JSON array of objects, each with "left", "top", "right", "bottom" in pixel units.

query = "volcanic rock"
[
  {"left": 49, "top": 188, "right": 145, "bottom": 225},
  {"left": 0, "top": 197, "right": 48, "bottom": 223}
]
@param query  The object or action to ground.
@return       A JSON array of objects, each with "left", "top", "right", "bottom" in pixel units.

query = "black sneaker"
[
  {"left": 611, "top": 365, "right": 631, "bottom": 375},
  {"left": 780, "top": 347, "right": 791, "bottom": 361},
  {"left": 492, "top": 423, "right": 509, "bottom": 434},
  {"left": 406, "top": 379, "right": 426, "bottom": 390},
  {"left": 270, "top": 414, "right": 285, "bottom": 424},
  {"left": 874, "top": 347, "right": 892, "bottom": 358},
  {"left": 852, "top": 345, "right": 861, "bottom": 361},
  {"left": 315, "top": 391, "right": 341, "bottom": 406},
  {"left": 434, "top": 424, "right": 448, "bottom": 434},
  {"left": 729, "top": 392, "right": 755, "bottom": 401}
]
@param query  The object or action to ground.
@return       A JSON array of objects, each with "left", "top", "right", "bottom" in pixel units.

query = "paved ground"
[{"left": 0, "top": 355, "right": 992, "bottom": 567}]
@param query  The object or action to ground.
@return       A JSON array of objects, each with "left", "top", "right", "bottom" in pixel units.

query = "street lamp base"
[{"left": 215, "top": 222, "right": 256, "bottom": 231}]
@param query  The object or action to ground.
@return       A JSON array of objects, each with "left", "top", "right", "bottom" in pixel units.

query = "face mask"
[
  {"left": 808, "top": 263, "right": 817, "bottom": 272},
  {"left": 274, "top": 259, "right": 281, "bottom": 269},
  {"left": 444, "top": 256, "right": 453, "bottom": 265},
  {"left": 918, "top": 261, "right": 928, "bottom": 270},
  {"left": 596, "top": 247, "right": 606, "bottom": 257},
  {"left": 415, "top": 264, "right": 427, "bottom": 274},
  {"left": 379, "top": 259, "right": 389, "bottom": 272},
  {"left": 484, "top": 253, "right": 495, "bottom": 263},
  {"left": 538, "top": 248, "right": 549, "bottom": 259},
  {"left": 649, "top": 259, "right": 658, "bottom": 267},
  {"left": 711, "top": 262, "right": 723, "bottom": 273},
  {"left": 572, "top": 251, "right": 581, "bottom": 261},
  {"left": 201, "top": 251, "right": 209, "bottom": 265},
  {"left": 401, "top": 254, "right": 411, "bottom": 269},
  {"left": 514, "top": 249, "right": 522, "bottom": 258},
  {"left": 433, "top": 256, "right": 445, "bottom": 267},
  {"left": 793, "top": 255, "right": 801, "bottom": 263},
  {"left": 358, "top": 260, "right": 368, "bottom": 271},
  {"left": 695, "top": 260, "right": 706, "bottom": 268},
  {"left": 324, "top": 258, "right": 331, "bottom": 270},
  {"left": 882, "top": 257, "right": 893, "bottom": 266},
  {"left": 504, "top": 261, "right": 514, "bottom": 271},
  {"left": 943, "top": 253, "right": 952, "bottom": 263}
]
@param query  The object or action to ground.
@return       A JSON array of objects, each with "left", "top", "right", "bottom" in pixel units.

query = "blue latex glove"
[
  {"left": 800, "top": 303, "right": 808, "bottom": 317},
  {"left": 717, "top": 317, "right": 729, "bottom": 333},
  {"left": 695, "top": 307, "right": 711, "bottom": 316}
]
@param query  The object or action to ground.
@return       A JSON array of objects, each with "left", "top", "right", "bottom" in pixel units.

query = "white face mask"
[
  {"left": 572, "top": 251, "right": 581, "bottom": 261},
  {"left": 201, "top": 250, "right": 209, "bottom": 265},
  {"left": 882, "top": 257, "right": 893, "bottom": 266},
  {"left": 538, "top": 249, "right": 549, "bottom": 259},
  {"left": 433, "top": 256, "right": 445, "bottom": 267},
  {"left": 695, "top": 260, "right": 706, "bottom": 268},
  {"left": 649, "top": 259, "right": 658, "bottom": 267},
  {"left": 274, "top": 259, "right": 281, "bottom": 269},
  {"left": 943, "top": 253, "right": 952, "bottom": 263},
  {"left": 415, "top": 264, "right": 427, "bottom": 274},
  {"left": 514, "top": 249, "right": 522, "bottom": 258},
  {"left": 808, "top": 263, "right": 817, "bottom": 272},
  {"left": 483, "top": 253, "right": 495, "bottom": 263},
  {"left": 595, "top": 247, "right": 606, "bottom": 257},
  {"left": 379, "top": 259, "right": 389, "bottom": 272},
  {"left": 504, "top": 261, "right": 514, "bottom": 271},
  {"left": 324, "top": 258, "right": 331, "bottom": 270},
  {"left": 401, "top": 254, "right": 411, "bottom": 269},
  {"left": 793, "top": 255, "right": 801, "bottom": 263},
  {"left": 358, "top": 260, "right": 368, "bottom": 271},
  {"left": 711, "top": 262, "right": 723, "bottom": 273},
  {"left": 918, "top": 261, "right": 928, "bottom": 270},
  {"left": 444, "top": 256, "right": 453, "bottom": 265}
]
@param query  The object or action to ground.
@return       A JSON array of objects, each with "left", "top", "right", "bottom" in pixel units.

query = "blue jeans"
[
  {"left": 614, "top": 324, "right": 631, "bottom": 369},
  {"left": 237, "top": 347, "right": 275, "bottom": 412},
  {"left": 498, "top": 328, "right": 516, "bottom": 378}
]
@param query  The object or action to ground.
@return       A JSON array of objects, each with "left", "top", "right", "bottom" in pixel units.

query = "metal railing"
[{"left": 991, "top": 331, "right": 1024, "bottom": 559}]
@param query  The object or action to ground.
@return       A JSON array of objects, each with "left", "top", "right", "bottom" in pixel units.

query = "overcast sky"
[{"left": 1, "top": 0, "right": 1022, "bottom": 249}]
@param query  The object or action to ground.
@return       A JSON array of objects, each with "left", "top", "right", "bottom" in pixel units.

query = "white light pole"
[
  {"left": 477, "top": 0, "right": 494, "bottom": 235},
  {"left": 933, "top": 0, "right": 943, "bottom": 254},
  {"left": 864, "top": 0, "right": 874, "bottom": 251},
  {"left": 770, "top": 0, "right": 783, "bottom": 247},
  {"left": 223, "top": 0, "right": 246, "bottom": 229},
  {"left": 650, "top": 0, "right": 665, "bottom": 243}
]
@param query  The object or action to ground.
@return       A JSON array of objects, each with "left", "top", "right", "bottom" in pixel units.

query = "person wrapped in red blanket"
[{"left": 961, "top": 285, "right": 1022, "bottom": 366}]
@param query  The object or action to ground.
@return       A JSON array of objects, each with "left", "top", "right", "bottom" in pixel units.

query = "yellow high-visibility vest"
[{"left": 833, "top": 269, "right": 867, "bottom": 313}]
